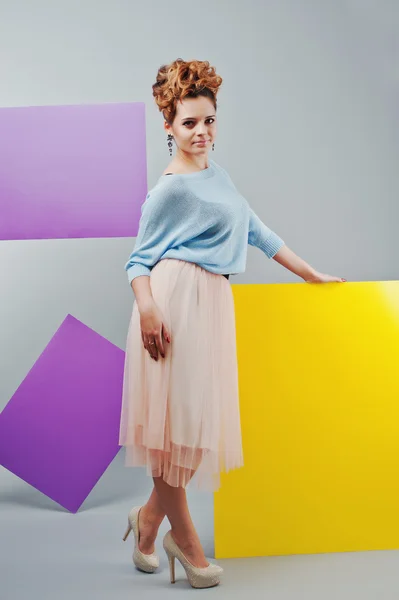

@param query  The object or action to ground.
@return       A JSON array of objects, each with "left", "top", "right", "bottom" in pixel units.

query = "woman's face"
[{"left": 165, "top": 96, "right": 217, "bottom": 157}]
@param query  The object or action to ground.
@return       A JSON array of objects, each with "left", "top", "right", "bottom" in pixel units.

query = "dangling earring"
[
  {"left": 212, "top": 143, "right": 215, "bottom": 151},
  {"left": 167, "top": 133, "right": 173, "bottom": 156}
]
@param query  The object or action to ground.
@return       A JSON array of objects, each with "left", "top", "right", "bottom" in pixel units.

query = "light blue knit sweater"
[{"left": 125, "top": 158, "right": 285, "bottom": 284}]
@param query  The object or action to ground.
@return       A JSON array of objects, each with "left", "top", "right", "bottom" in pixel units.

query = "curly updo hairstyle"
[{"left": 152, "top": 58, "right": 223, "bottom": 126}]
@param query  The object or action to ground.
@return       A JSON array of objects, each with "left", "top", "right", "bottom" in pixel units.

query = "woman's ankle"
[
  {"left": 171, "top": 529, "right": 201, "bottom": 549},
  {"left": 140, "top": 505, "right": 165, "bottom": 529}
]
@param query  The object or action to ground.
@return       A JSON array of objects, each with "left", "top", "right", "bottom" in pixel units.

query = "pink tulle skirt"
[{"left": 118, "top": 258, "right": 244, "bottom": 492}]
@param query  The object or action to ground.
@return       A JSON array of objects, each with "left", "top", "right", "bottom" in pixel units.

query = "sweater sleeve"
[
  {"left": 247, "top": 207, "right": 285, "bottom": 258},
  {"left": 124, "top": 183, "right": 190, "bottom": 285}
]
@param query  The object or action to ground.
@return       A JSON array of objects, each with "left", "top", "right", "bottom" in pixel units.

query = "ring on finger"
[{"left": 149, "top": 339, "right": 156, "bottom": 358}]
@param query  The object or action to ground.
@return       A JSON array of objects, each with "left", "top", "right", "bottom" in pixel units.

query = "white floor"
[{"left": 1, "top": 452, "right": 399, "bottom": 600}]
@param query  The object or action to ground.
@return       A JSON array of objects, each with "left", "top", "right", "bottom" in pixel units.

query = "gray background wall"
[{"left": 0, "top": 0, "right": 398, "bottom": 582}]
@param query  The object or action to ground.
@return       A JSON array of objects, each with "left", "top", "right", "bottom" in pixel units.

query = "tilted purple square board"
[
  {"left": 0, "top": 314, "right": 125, "bottom": 512},
  {"left": 0, "top": 102, "right": 147, "bottom": 240}
]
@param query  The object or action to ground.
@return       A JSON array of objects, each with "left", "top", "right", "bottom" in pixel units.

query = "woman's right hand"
[{"left": 139, "top": 299, "right": 171, "bottom": 361}]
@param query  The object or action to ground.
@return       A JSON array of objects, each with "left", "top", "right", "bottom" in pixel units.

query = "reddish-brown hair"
[{"left": 152, "top": 58, "right": 223, "bottom": 125}]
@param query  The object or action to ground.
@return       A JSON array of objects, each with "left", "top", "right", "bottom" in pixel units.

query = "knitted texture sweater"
[{"left": 125, "top": 158, "right": 285, "bottom": 284}]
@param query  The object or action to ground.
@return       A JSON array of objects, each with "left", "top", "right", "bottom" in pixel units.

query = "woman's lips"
[{"left": 195, "top": 141, "right": 208, "bottom": 145}]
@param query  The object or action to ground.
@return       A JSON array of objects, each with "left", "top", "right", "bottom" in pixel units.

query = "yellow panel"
[{"left": 214, "top": 281, "right": 399, "bottom": 558}]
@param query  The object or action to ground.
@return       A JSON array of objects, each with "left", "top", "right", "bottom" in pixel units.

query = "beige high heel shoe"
[
  {"left": 122, "top": 506, "right": 159, "bottom": 573},
  {"left": 163, "top": 530, "right": 223, "bottom": 588}
]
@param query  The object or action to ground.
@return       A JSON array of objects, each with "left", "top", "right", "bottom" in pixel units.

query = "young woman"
[{"left": 119, "top": 58, "right": 346, "bottom": 589}]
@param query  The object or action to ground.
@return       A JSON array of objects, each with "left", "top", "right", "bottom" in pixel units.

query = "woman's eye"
[{"left": 183, "top": 118, "right": 214, "bottom": 126}]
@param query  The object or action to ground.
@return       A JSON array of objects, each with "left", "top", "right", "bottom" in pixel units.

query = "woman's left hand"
[{"left": 304, "top": 270, "right": 347, "bottom": 283}]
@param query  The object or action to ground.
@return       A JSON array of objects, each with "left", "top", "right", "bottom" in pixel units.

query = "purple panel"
[
  {"left": 0, "top": 314, "right": 125, "bottom": 513},
  {"left": 0, "top": 102, "right": 147, "bottom": 240}
]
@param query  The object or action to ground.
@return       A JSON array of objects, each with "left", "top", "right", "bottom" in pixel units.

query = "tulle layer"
[{"left": 118, "top": 258, "right": 244, "bottom": 492}]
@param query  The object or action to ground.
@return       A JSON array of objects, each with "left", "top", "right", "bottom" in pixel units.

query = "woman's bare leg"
[
  {"left": 137, "top": 486, "right": 166, "bottom": 554},
  {"left": 137, "top": 465, "right": 197, "bottom": 554},
  {"left": 153, "top": 474, "right": 209, "bottom": 568}
]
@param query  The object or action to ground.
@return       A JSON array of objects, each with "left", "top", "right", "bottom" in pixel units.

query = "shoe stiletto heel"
[
  {"left": 163, "top": 530, "right": 223, "bottom": 588},
  {"left": 123, "top": 506, "right": 159, "bottom": 573},
  {"left": 167, "top": 552, "right": 176, "bottom": 584},
  {"left": 122, "top": 522, "right": 132, "bottom": 541}
]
